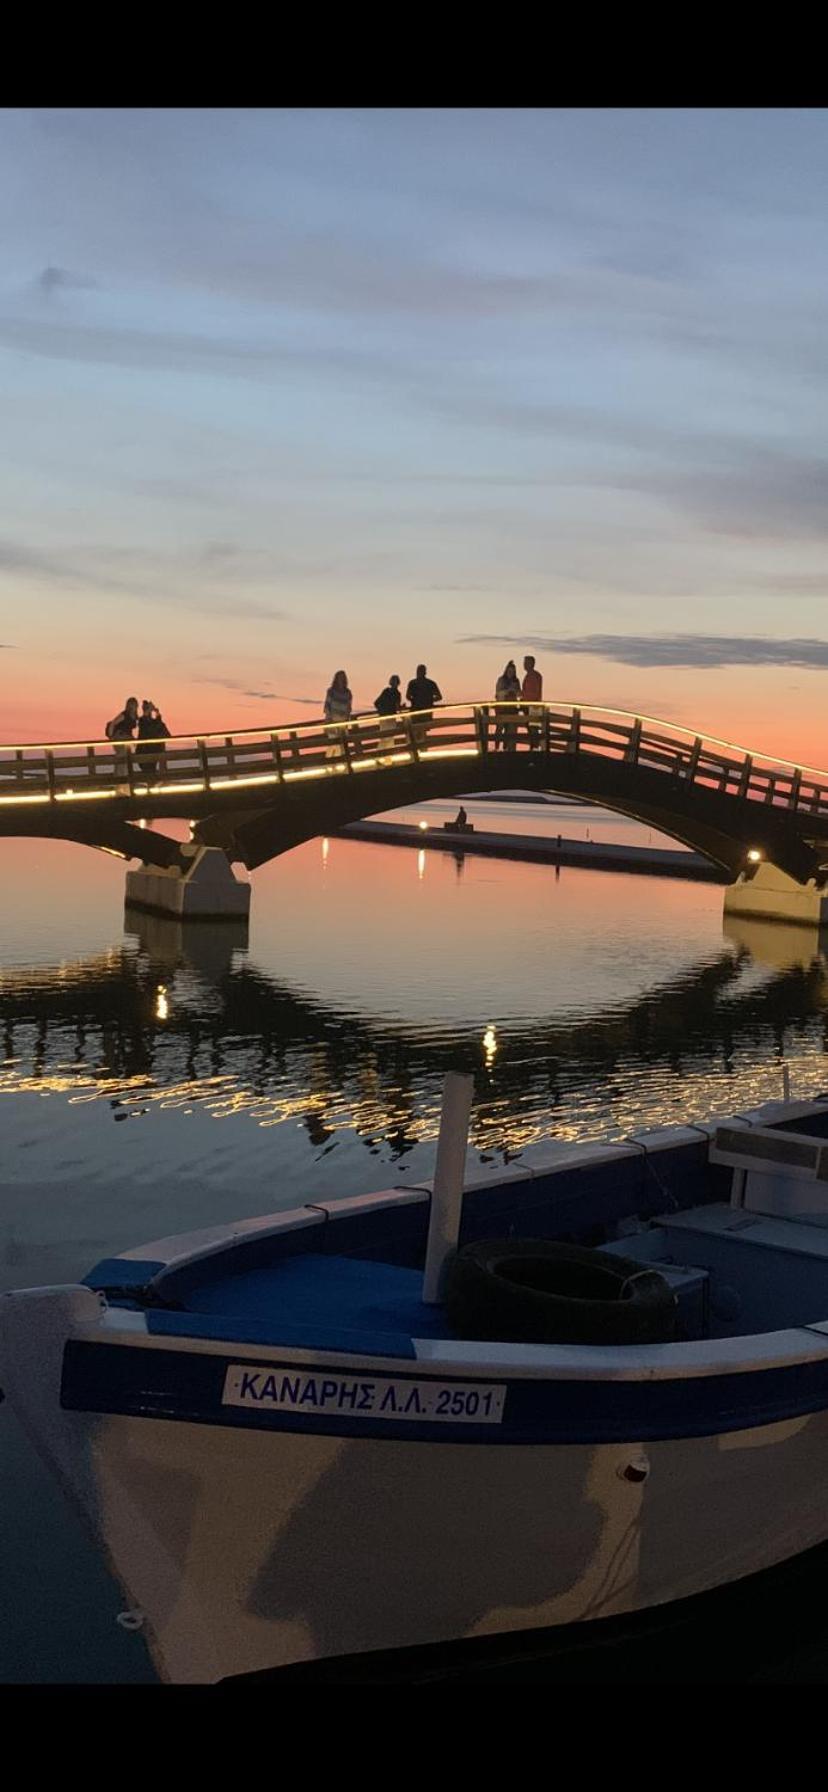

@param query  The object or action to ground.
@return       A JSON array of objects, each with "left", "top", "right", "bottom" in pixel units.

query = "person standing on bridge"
[
  {"left": 494, "top": 660, "right": 521, "bottom": 750},
  {"left": 106, "top": 697, "right": 138, "bottom": 741},
  {"left": 136, "top": 700, "right": 170, "bottom": 785},
  {"left": 521, "top": 655, "right": 544, "bottom": 750},
  {"left": 324, "top": 670, "right": 353, "bottom": 761},
  {"left": 375, "top": 674, "right": 402, "bottom": 757},
  {"left": 406, "top": 664, "right": 442, "bottom": 747},
  {"left": 105, "top": 696, "right": 139, "bottom": 785}
]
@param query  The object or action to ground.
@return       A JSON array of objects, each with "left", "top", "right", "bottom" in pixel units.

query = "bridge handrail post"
[
  {"left": 474, "top": 705, "right": 488, "bottom": 756},
  {"left": 46, "top": 750, "right": 56, "bottom": 799},
  {"left": 404, "top": 715, "right": 420, "bottom": 763},
  {"left": 86, "top": 745, "right": 96, "bottom": 782},
  {"left": 684, "top": 737, "right": 702, "bottom": 784},
  {"left": 197, "top": 738, "right": 211, "bottom": 789},
  {"left": 15, "top": 749, "right": 24, "bottom": 788},
  {"left": 567, "top": 708, "right": 581, "bottom": 755},
  {"left": 270, "top": 733, "right": 284, "bottom": 782},
  {"left": 788, "top": 769, "right": 802, "bottom": 811},
  {"left": 737, "top": 754, "right": 754, "bottom": 800},
  {"left": 125, "top": 743, "right": 137, "bottom": 797},
  {"left": 624, "top": 718, "right": 642, "bottom": 765}
]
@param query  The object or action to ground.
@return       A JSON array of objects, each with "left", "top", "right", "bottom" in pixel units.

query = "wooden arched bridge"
[{"left": 2, "top": 702, "right": 828, "bottom": 885}]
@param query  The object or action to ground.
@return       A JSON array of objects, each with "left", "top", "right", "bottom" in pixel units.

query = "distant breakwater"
[{"left": 333, "top": 820, "right": 727, "bottom": 883}]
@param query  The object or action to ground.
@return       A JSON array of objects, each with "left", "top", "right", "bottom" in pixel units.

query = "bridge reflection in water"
[{"left": 2, "top": 905, "right": 828, "bottom": 1165}]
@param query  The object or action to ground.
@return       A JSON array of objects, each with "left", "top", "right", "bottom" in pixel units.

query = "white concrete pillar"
[
  {"left": 125, "top": 846, "right": 251, "bottom": 921},
  {"left": 723, "top": 862, "right": 828, "bottom": 927}
]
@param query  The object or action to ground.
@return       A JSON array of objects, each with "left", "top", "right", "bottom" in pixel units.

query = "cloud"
[
  {"left": 0, "top": 538, "right": 89, "bottom": 582},
  {"left": 194, "top": 674, "right": 319, "bottom": 704},
  {"left": 457, "top": 633, "right": 828, "bottom": 670},
  {"left": 36, "top": 265, "right": 98, "bottom": 296},
  {"left": 245, "top": 689, "right": 320, "bottom": 704},
  {"left": 0, "top": 312, "right": 403, "bottom": 389},
  {"left": 629, "top": 451, "right": 828, "bottom": 543},
  {"left": 0, "top": 535, "right": 288, "bottom": 621}
]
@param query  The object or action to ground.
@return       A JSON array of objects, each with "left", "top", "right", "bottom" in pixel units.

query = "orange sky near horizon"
[{"left": 5, "top": 641, "right": 828, "bottom": 776}]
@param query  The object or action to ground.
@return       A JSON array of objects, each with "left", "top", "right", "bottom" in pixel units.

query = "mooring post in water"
[
  {"left": 422, "top": 1072, "right": 474, "bottom": 1304},
  {"left": 782, "top": 1064, "right": 791, "bottom": 1101}
]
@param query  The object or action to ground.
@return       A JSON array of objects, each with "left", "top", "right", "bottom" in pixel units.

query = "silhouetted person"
[
  {"left": 406, "top": 663, "right": 442, "bottom": 746},
  {"left": 106, "top": 697, "right": 139, "bottom": 741},
  {"left": 522, "top": 654, "right": 544, "bottom": 749},
  {"left": 494, "top": 659, "right": 521, "bottom": 750},
  {"left": 105, "top": 696, "right": 138, "bottom": 784},
  {"left": 375, "top": 673, "right": 402, "bottom": 756},
  {"left": 375, "top": 675, "right": 402, "bottom": 717},
  {"left": 136, "top": 700, "right": 170, "bottom": 784},
  {"left": 324, "top": 669, "right": 352, "bottom": 760}
]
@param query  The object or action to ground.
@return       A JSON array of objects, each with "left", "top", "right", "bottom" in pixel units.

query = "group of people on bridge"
[
  {"left": 323, "top": 655, "right": 544, "bottom": 751},
  {"left": 99, "top": 653, "right": 545, "bottom": 778},
  {"left": 105, "top": 698, "right": 171, "bottom": 781}
]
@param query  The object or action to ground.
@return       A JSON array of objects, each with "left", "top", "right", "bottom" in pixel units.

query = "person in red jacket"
[{"left": 521, "top": 655, "right": 544, "bottom": 748}]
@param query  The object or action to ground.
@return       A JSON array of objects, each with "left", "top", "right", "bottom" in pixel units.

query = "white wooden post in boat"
[{"left": 422, "top": 1072, "right": 474, "bottom": 1304}]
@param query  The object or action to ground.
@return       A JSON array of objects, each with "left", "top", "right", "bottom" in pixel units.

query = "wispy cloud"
[
  {"left": 0, "top": 535, "right": 287, "bottom": 622},
  {"left": 193, "top": 674, "right": 319, "bottom": 705},
  {"left": 457, "top": 633, "right": 828, "bottom": 670},
  {"left": 36, "top": 264, "right": 98, "bottom": 297},
  {"left": 0, "top": 538, "right": 93, "bottom": 583}
]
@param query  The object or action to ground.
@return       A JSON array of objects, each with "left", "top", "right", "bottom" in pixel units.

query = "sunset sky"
[{"left": 3, "top": 107, "right": 828, "bottom": 763}]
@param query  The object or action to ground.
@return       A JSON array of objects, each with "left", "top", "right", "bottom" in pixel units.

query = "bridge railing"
[{"left": 1, "top": 703, "right": 828, "bottom": 823}]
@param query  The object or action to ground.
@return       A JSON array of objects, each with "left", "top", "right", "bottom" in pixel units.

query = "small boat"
[{"left": 5, "top": 1077, "right": 828, "bottom": 1683}]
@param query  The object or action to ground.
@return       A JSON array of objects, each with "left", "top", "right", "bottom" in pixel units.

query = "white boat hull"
[{"left": 4, "top": 1286, "right": 828, "bottom": 1683}]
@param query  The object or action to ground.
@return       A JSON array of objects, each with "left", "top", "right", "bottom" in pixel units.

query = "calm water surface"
[{"left": 3, "top": 800, "right": 828, "bottom": 1680}]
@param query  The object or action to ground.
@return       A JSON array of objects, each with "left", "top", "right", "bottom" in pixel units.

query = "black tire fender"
[{"left": 444, "top": 1238, "right": 677, "bottom": 1347}]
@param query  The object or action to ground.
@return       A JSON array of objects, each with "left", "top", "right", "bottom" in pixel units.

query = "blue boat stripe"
[{"left": 60, "top": 1341, "right": 828, "bottom": 1444}]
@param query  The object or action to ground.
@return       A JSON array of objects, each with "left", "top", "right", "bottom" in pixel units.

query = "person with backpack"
[
  {"left": 105, "top": 697, "right": 138, "bottom": 783},
  {"left": 136, "top": 700, "right": 171, "bottom": 784},
  {"left": 105, "top": 698, "right": 139, "bottom": 741}
]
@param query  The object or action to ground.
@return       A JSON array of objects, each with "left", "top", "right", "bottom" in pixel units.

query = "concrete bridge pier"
[
  {"left": 724, "top": 861, "right": 828, "bottom": 928},
  {"left": 125, "top": 844, "right": 251, "bottom": 923}
]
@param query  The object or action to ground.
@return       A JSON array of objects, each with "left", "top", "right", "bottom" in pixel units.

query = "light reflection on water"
[
  {"left": 1, "top": 806, "right": 828, "bottom": 1194},
  {"left": 3, "top": 808, "right": 828, "bottom": 1682}
]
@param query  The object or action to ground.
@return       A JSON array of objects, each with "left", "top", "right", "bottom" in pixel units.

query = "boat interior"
[{"left": 91, "top": 1106, "right": 828, "bottom": 1356}]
